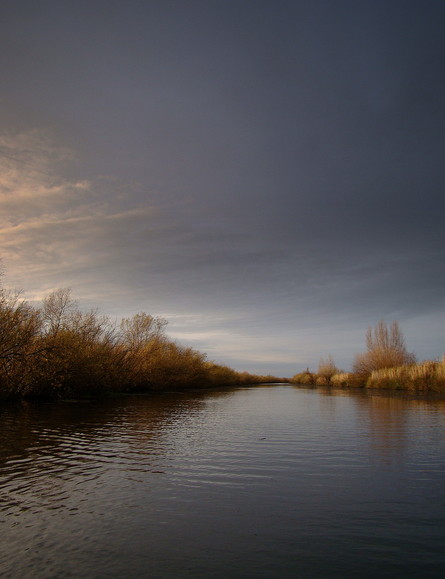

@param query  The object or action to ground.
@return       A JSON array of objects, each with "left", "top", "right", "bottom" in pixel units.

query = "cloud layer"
[{"left": 1, "top": 1, "right": 445, "bottom": 375}]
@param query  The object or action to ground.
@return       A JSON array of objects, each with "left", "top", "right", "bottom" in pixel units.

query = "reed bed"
[
  {"left": 330, "top": 373, "right": 353, "bottom": 387},
  {"left": 290, "top": 371, "right": 315, "bottom": 385},
  {"left": 367, "top": 359, "right": 445, "bottom": 392}
]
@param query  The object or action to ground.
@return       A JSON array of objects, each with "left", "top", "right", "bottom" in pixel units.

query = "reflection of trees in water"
[
  {"left": 352, "top": 391, "right": 445, "bottom": 465},
  {"left": 307, "top": 386, "right": 445, "bottom": 465},
  {"left": 0, "top": 391, "right": 236, "bottom": 515},
  {"left": 308, "top": 387, "right": 406, "bottom": 465},
  {"left": 0, "top": 389, "right": 234, "bottom": 469},
  {"left": 363, "top": 395, "right": 408, "bottom": 465}
]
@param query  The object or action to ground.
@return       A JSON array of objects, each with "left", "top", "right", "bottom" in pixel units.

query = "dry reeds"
[
  {"left": 367, "top": 359, "right": 445, "bottom": 392},
  {"left": 290, "top": 371, "right": 315, "bottom": 385},
  {"left": 330, "top": 373, "right": 352, "bottom": 387}
]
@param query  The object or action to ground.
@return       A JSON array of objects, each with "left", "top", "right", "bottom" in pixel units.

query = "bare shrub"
[
  {"left": 330, "top": 373, "right": 351, "bottom": 387},
  {"left": 290, "top": 371, "right": 315, "bottom": 385},
  {"left": 0, "top": 289, "right": 42, "bottom": 394},
  {"left": 315, "top": 376, "right": 329, "bottom": 385},
  {"left": 317, "top": 355, "right": 339, "bottom": 383},
  {"left": 353, "top": 320, "right": 415, "bottom": 376},
  {"left": 119, "top": 312, "right": 167, "bottom": 351}
]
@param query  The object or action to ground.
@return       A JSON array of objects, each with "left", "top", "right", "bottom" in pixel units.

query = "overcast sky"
[{"left": 1, "top": 0, "right": 444, "bottom": 376}]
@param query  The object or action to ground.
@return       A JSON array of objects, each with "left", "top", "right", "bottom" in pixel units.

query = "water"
[{"left": 1, "top": 385, "right": 445, "bottom": 578}]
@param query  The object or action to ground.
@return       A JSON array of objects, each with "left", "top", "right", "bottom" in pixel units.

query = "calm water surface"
[{"left": 1, "top": 385, "right": 445, "bottom": 578}]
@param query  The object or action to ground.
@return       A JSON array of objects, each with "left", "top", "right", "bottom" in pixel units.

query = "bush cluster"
[
  {"left": 290, "top": 356, "right": 340, "bottom": 387},
  {"left": 0, "top": 287, "right": 284, "bottom": 399},
  {"left": 290, "top": 321, "right": 444, "bottom": 393}
]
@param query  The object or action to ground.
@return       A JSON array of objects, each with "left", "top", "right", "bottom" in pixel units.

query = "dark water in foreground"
[{"left": 1, "top": 385, "right": 445, "bottom": 578}]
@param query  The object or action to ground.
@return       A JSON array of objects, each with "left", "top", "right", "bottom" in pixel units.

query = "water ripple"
[{"left": 1, "top": 388, "right": 445, "bottom": 578}]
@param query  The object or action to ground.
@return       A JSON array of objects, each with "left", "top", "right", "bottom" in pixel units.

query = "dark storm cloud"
[{"left": 1, "top": 0, "right": 445, "bottom": 373}]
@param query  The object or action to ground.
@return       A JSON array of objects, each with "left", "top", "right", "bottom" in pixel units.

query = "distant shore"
[{"left": 291, "top": 359, "right": 445, "bottom": 394}]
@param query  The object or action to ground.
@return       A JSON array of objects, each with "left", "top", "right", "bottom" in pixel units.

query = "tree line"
[
  {"left": 3, "top": 276, "right": 442, "bottom": 398},
  {"left": 291, "top": 320, "right": 445, "bottom": 393},
  {"left": 0, "top": 286, "right": 284, "bottom": 400}
]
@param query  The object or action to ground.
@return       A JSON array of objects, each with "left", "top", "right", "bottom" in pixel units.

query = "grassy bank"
[
  {"left": 291, "top": 360, "right": 445, "bottom": 393},
  {"left": 0, "top": 287, "right": 284, "bottom": 400},
  {"left": 290, "top": 321, "right": 445, "bottom": 394},
  {"left": 366, "top": 359, "right": 445, "bottom": 392}
]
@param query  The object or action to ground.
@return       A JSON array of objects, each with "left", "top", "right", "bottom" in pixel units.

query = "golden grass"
[
  {"left": 367, "top": 359, "right": 445, "bottom": 392},
  {"left": 290, "top": 371, "right": 315, "bottom": 385},
  {"left": 330, "top": 373, "right": 352, "bottom": 387}
]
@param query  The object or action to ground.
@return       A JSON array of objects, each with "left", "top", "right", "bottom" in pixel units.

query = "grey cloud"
[{"left": 1, "top": 1, "right": 445, "bottom": 374}]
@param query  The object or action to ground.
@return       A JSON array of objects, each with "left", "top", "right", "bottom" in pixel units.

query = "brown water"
[{"left": 1, "top": 385, "right": 445, "bottom": 578}]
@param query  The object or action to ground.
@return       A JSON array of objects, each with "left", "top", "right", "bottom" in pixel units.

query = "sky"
[{"left": 1, "top": 0, "right": 444, "bottom": 376}]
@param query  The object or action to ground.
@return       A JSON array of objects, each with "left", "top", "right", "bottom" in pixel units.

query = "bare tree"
[
  {"left": 119, "top": 312, "right": 167, "bottom": 351},
  {"left": 42, "top": 288, "right": 77, "bottom": 336},
  {"left": 353, "top": 320, "right": 415, "bottom": 375},
  {"left": 317, "top": 355, "right": 338, "bottom": 382},
  {"left": 0, "top": 289, "right": 42, "bottom": 392},
  {"left": 0, "top": 289, "right": 41, "bottom": 362}
]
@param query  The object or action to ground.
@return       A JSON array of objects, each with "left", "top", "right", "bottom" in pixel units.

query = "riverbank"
[
  {"left": 291, "top": 359, "right": 445, "bottom": 394},
  {"left": 0, "top": 287, "right": 285, "bottom": 400}
]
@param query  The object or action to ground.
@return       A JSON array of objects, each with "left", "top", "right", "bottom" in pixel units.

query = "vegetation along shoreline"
[
  {"left": 1, "top": 279, "right": 443, "bottom": 400},
  {"left": 291, "top": 320, "right": 445, "bottom": 394},
  {"left": 0, "top": 284, "right": 284, "bottom": 401}
]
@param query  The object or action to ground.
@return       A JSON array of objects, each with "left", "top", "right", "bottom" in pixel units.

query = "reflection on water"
[{"left": 1, "top": 386, "right": 445, "bottom": 578}]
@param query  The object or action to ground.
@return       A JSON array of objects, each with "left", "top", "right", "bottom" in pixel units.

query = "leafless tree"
[
  {"left": 353, "top": 320, "right": 415, "bottom": 375},
  {"left": 317, "top": 355, "right": 339, "bottom": 382},
  {"left": 42, "top": 288, "right": 77, "bottom": 336},
  {"left": 119, "top": 312, "right": 167, "bottom": 351}
]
